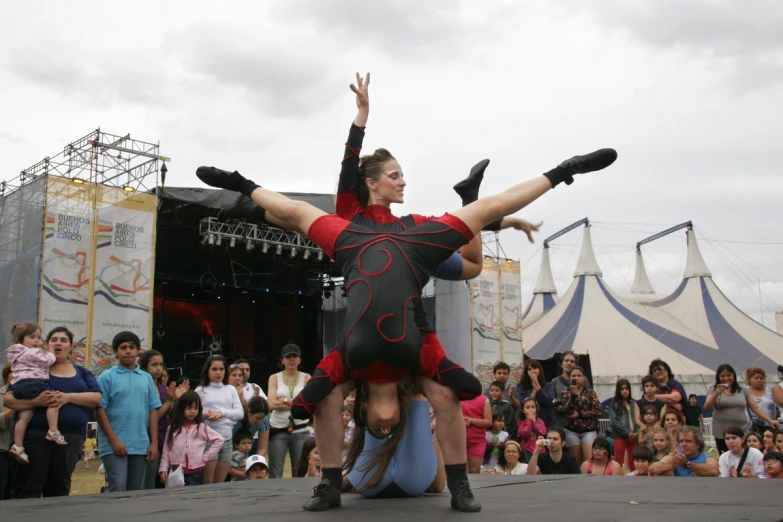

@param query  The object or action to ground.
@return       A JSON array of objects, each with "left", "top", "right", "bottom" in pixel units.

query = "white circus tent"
[
  {"left": 523, "top": 223, "right": 783, "bottom": 400},
  {"left": 523, "top": 225, "right": 718, "bottom": 400},
  {"left": 521, "top": 246, "right": 559, "bottom": 327},
  {"left": 638, "top": 229, "right": 783, "bottom": 375}
]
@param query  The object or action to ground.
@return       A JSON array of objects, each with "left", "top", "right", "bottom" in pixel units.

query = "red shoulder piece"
[{"left": 336, "top": 192, "right": 363, "bottom": 220}]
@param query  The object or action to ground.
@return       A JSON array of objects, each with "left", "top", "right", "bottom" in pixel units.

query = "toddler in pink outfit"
[{"left": 5, "top": 322, "right": 66, "bottom": 465}]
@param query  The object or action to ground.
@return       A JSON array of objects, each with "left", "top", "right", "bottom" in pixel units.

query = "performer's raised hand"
[
  {"left": 502, "top": 218, "right": 543, "bottom": 243},
  {"left": 350, "top": 72, "right": 371, "bottom": 112}
]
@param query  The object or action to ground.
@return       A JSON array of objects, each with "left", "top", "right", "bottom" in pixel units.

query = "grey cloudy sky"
[{"left": 2, "top": 0, "right": 782, "bottom": 327}]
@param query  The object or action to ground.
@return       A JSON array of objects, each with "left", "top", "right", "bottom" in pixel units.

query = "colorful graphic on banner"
[
  {"left": 470, "top": 258, "right": 500, "bottom": 388},
  {"left": 39, "top": 177, "right": 94, "bottom": 364},
  {"left": 38, "top": 176, "right": 156, "bottom": 373},
  {"left": 500, "top": 261, "right": 523, "bottom": 382},
  {"left": 90, "top": 185, "right": 156, "bottom": 373}
]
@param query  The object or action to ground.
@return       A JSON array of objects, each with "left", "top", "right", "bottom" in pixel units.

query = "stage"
[{"left": 4, "top": 474, "right": 780, "bottom": 521}]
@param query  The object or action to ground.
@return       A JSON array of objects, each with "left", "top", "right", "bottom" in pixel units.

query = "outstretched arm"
[{"left": 336, "top": 73, "right": 371, "bottom": 220}]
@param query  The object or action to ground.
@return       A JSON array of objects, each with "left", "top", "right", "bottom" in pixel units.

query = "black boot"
[
  {"left": 217, "top": 194, "right": 267, "bottom": 222},
  {"left": 543, "top": 148, "right": 618, "bottom": 188},
  {"left": 196, "top": 166, "right": 259, "bottom": 197},
  {"left": 453, "top": 159, "right": 490, "bottom": 207},
  {"left": 302, "top": 476, "right": 341, "bottom": 511},
  {"left": 446, "top": 464, "right": 481, "bottom": 512}
]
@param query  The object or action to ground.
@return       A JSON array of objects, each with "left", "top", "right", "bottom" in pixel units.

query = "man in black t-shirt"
[
  {"left": 685, "top": 394, "right": 704, "bottom": 432},
  {"left": 526, "top": 427, "right": 581, "bottom": 475}
]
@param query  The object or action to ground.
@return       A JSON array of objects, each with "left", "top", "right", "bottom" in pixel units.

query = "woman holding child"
[{"left": 4, "top": 326, "right": 101, "bottom": 498}]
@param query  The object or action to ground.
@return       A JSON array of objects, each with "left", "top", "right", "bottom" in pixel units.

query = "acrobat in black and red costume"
[{"left": 288, "top": 124, "right": 482, "bottom": 418}]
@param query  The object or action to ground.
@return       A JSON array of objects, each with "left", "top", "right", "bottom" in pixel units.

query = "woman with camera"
[
  {"left": 704, "top": 364, "right": 779, "bottom": 454},
  {"left": 554, "top": 366, "right": 601, "bottom": 463}
]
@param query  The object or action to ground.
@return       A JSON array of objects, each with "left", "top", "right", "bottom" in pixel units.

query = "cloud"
[
  {"left": 0, "top": 131, "right": 26, "bottom": 145},
  {"left": 578, "top": 0, "right": 783, "bottom": 94},
  {"left": 159, "top": 25, "right": 348, "bottom": 119},
  {"left": 271, "top": 0, "right": 495, "bottom": 62},
  {"left": 6, "top": 42, "right": 171, "bottom": 106}
]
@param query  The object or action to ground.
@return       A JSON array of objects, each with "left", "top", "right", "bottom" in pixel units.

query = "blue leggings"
[{"left": 347, "top": 400, "right": 437, "bottom": 498}]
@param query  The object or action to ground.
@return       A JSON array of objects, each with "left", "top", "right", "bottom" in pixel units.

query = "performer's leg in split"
[
  {"left": 452, "top": 159, "right": 489, "bottom": 279},
  {"left": 451, "top": 149, "right": 617, "bottom": 235},
  {"left": 196, "top": 167, "right": 327, "bottom": 237}
]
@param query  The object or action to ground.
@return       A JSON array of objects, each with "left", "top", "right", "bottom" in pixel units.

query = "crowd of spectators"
[{"left": 2, "top": 326, "right": 783, "bottom": 502}]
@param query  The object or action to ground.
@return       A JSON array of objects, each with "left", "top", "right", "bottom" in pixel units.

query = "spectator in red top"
[{"left": 461, "top": 394, "right": 491, "bottom": 473}]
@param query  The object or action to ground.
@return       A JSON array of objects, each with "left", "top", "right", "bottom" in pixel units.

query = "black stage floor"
[{"left": 4, "top": 474, "right": 781, "bottom": 522}]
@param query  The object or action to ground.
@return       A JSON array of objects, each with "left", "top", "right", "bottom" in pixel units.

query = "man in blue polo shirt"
[{"left": 95, "top": 332, "right": 161, "bottom": 492}]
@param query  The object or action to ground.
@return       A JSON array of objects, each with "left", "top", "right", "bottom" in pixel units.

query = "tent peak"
[
  {"left": 574, "top": 226, "right": 602, "bottom": 277},
  {"left": 533, "top": 247, "right": 558, "bottom": 294},
  {"left": 684, "top": 229, "right": 712, "bottom": 278}
]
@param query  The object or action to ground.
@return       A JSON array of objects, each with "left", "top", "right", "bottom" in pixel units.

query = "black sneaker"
[
  {"left": 557, "top": 148, "right": 618, "bottom": 184},
  {"left": 449, "top": 478, "right": 481, "bottom": 512},
  {"left": 196, "top": 166, "right": 247, "bottom": 192},
  {"left": 218, "top": 194, "right": 266, "bottom": 222},
  {"left": 453, "top": 159, "right": 490, "bottom": 206},
  {"left": 303, "top": 480, "right": 341, "bottom": 512}
]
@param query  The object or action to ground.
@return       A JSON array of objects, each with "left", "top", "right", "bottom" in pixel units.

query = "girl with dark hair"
[
  {"left": 293, "top": 437, "right": 319, "bottom": 478},
  {"left": 159, "top": 391, "right": 223, "bottom": 487},
  {"left": 517, "top": 398, "right": 546, "bottom": 462},
  {"left": 580, "top": 437, "right": 622, "bottom": 475},
  {"left": 195, "top": 355, "right": 244, "bottom": 484},
  {"left": 718, "top": 425, "right": 766, "bottom": 478},
  {"left": 638, "top": 404, "right": 661, "bottom": 449},
  {"left": 609, "top": 379, "right": 640, "bottom": 472},
  {"left": 745, "top": 432, "right": 763, "bottom": 452},
  {"left": 139, "top": 349, "right": 185, "bottom": 489},
  {"left": 662, "top": 410, "right": 685, "bottom": 439},
  {"left": 512, "top": 359, "right": 555, "bottom": 428},
  {"left": 704, "top": 364, "right": 779, "bottom": 454}
]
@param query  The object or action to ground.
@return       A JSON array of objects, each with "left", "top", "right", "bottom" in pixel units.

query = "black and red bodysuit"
[{"left": 291, "top": 124, "right": 482, "bottom": 419}]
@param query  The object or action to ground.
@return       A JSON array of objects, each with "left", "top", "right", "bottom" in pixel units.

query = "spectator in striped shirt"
[{"left": 95, "top": 332, "right": 161, "bottom": 492}]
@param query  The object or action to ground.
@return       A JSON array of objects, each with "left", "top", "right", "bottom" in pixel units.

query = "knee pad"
[
  {"left": 291, "top": 369, "right": 335, "bottom": 420},
  {"left": 435, "top": 359, "right": 482, "bottom": 401}
]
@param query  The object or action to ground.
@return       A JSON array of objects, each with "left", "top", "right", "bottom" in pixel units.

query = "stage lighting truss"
[
  {"left": 2, "top": 128, "right": 169, "bottom": 198},
  {"left": 199, "top": 217, "right": 325, "bottom": 261}
]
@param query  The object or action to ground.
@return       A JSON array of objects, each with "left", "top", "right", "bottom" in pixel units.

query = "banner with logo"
[
  {"left": 89, "top": 185, "right": 157, "bottom": 373},
  {"left": 470, "top": 258, "right": 501, "bottom": 388},
  {"left": 500, "top": 260, "right": 523, "bottom": 383},
  {"left": 39, "top": 177, "right": 94, "bottom": 364},
  {"left": 38, "top": 176, "right": 157, "bottom": 373}
]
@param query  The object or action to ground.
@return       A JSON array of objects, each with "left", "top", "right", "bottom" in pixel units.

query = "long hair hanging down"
[{"left": 342, "top": 379, "right": 411, "bottom": 491}]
